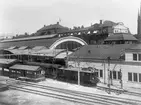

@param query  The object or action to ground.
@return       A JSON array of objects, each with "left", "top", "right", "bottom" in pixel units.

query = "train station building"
[{"left": 0, "top": 19, "right": 141, "bottom": 89}]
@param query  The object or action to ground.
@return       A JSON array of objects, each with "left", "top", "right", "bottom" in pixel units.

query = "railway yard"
[{"left": 1, "top": 76, "right": 141, "bottom": 105}]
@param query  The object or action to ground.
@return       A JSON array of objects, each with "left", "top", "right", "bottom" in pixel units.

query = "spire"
[{"left": 137, "top": 4, "right": 141, "bottom": 35}]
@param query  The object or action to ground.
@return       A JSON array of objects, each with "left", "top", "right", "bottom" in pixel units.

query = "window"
[
  {"left": 133, "top": 54, "right": 137, "bottom": 61},
  {"left": 139, "top": 73, "right": 141, "bottom": 82},
  {"left": 100, "top": 70, "right": 103, "bottom": 78},
  {"left": 110, "top": 71, "right": 120, "bottom": 80},
  {"left": 128, "top": 72, "right": 132, "bottom": 81},
  {"left": 113, "top": 71, "right": 117, "bottom": 79},
  {"left": 139, "top": 54, "right": 141, "bottom": 61},
  {"left": 27, "top": 71, "right": 32, "bottom": 74},
  {"left": 129, "top": 72, "right": 141, "bottom": 83},
  {"left": 95, "top": 72, "right": 98, "bottom": 77},
  {"left": 133, "top": 73, "right": 138, "bottom": 82}
]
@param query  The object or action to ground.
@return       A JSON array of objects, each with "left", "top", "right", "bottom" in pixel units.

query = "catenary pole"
[
  {"left": 107, "top": 57, "right": 111, "bottom": 94},
  {"left": 120, "top": 56, "right": 123, "bottom": 89},
  {"left": 77, "top": 47, "right": 80, "bottom": 85}
]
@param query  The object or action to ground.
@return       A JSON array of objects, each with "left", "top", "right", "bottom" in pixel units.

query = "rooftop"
[
  {"left": 105, "top": 33, "right": 137, "bottom": 41},
  {"left": 0, "top": 36, "right": 60, "bottom": 49},
  {"left": 0, "top": 34, "right": 57, "bottom": 43},
  {"left": 69, "top": 44, "right": 134, "bottom": 60},
  {"left": 0, "top": 59, "right": 17, "bottom": 65},
  {"left": 37, "top": 22, "right": 69, "bottom": 32},
  {"left": 10, "top": 64, "right": 40, "bottom": 71}
]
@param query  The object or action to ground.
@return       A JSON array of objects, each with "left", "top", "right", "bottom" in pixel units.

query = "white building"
[{"left": 68, "top": 44, "right": 141, "bottom": 89}]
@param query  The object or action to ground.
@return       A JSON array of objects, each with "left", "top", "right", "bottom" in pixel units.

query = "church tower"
[{"left": 137, "top": 4, "right": 141, "bottom": 36}]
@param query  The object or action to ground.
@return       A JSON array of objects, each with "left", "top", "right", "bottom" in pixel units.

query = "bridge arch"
[{"left": 49, "top": 36, "right": 88, "bottom": 49}]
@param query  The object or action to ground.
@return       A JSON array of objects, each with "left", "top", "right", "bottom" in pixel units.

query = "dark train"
[{"left": 1, "top": 60, "right": 99, "bottom": 86}]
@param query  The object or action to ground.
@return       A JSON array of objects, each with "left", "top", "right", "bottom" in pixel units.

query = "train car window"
[
  {"left": 118, "top": 71, "right": 121, "bottom": 80},
  {"left": 100, "top": 70, "right": 103, "bottom": 78},
  {"left": 113, "top": 71, "right": 116, "bottom": 79}
]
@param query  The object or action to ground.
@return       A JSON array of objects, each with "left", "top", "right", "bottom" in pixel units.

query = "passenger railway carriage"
[{"left": 9, "top": 64, "right": 45, "bottom": 82}]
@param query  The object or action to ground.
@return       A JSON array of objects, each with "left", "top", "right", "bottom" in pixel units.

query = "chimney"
[
  {"left": 100, "top": 20, "right": 103, "bottom": 24},
  {"left": 57, "top": 22, "right": 59, "bottom": 24},
  {"left": 44, "top": 25, "right": 46, "bottom": 27}
]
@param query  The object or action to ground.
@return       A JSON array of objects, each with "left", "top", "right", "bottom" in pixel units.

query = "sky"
[{"left": 0, "top": 0, "right": 141, "bottom": 36}]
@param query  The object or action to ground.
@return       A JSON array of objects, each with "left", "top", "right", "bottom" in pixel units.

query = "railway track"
[
  {"left": 7, "top": 80, "right": 141, "bottom": 105},
  {"left": 97, "top": 85, "right": 141, "bottom": 97}
]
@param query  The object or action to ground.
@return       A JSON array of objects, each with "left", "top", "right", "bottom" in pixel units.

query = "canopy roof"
[
  {"left": 55, "top": 51, "right": 73, "bottom": 59},
  {"left": 0, "top": 59, "right": 17, "bottom": 67},
  {"left": 0, "top": 59, "right": 17, "bottom": 65},
  {"left": 18, "top": 46, "right": 29, "bottom": 50},
  {"left": 7, "top": 46, "right": 18, "bottom": 50},
  {"left": 5, "top": 47, "right": 66, "bottom": 57}
]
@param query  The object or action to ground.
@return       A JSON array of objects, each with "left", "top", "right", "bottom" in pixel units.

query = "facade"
[
  {"left": 0, "top": 20, "right": 134, "bottom": 52},
  {"left": 104, "top": 22, "right": 137, "bottom": 44},
  {"left": 68, "top": 44, "right": 141, "bottom": 89}
]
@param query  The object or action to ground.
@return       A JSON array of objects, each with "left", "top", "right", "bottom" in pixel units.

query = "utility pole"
[
  {"left": 78, "top": 59, "right": 80, "bottom": 85},
  {"left": 107, "top": 57, "right": 111, "bottom": 94},
  {"left": 65, "top": 47, "right": 68, "bottom": 68},
  {"left": 120, "top": 57, "right": 123, "bottom": 89},
  {"left": 103, "top": 60, "right": 106, "bottom": 84},
  {"left": 77, "top": 48, "right": 80, "bottom": 85}
]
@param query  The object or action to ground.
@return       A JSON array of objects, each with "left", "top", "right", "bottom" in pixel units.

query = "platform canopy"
[
  {"left": 4, "top": 46, "right": 66, "bottom": 58},
  {"left": 32, "top": 49, "right": 65, "bottom": 57},
  {"left": 18, "top": 46, "right": 29, "bottom": 50},
  {"left": 55, "top": 51, "right": 73, "bottom": 59},
  {"left": 7, "top": 46, "right": 18, "bottom": 50},
  {"left": 0, "top": 58, "right": 17, "bottom": 68}
]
